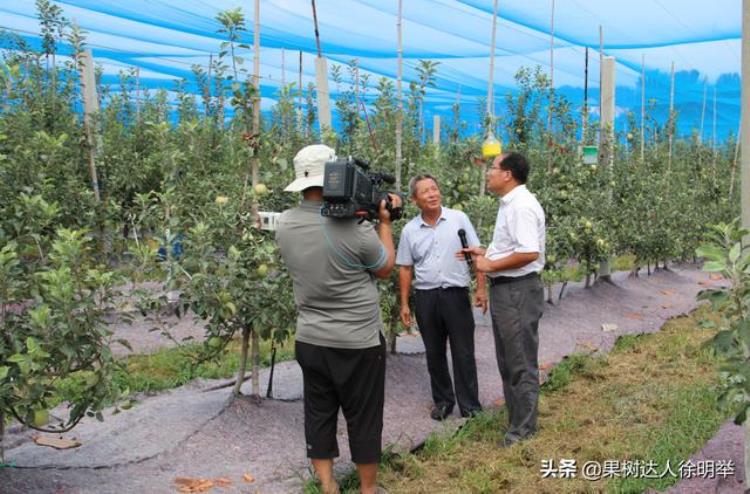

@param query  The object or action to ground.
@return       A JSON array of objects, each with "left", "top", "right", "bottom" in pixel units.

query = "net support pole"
[
  {"left": 547, "top": 0, "right": 555, "bottom": 173},
  {"left": 640, "top": 54, "right": 645, "bottom": 162},
  {"left": 79, "top": 49, "right": 101, "bottom": 204},
  {"left": 713, "top": 87, "right": 718, "bottom": 153},
  {"left": 246, "top": 0, "right": 263, "bottom": 399},
  {"left": 741, "top": 1, "right": 750, "bottom": 484},
  {"left": 395, "top": 0, "right": 403, "bottom": 190},
  {"left": 311, "top": 0, "right": 332, "bottom": 133},
  {"left": 598, "top": 55, "right": 616, "bottom": 282},
  {"left": 135, "top": 67, "right": 141, "bottom": 121},
  {"left": 667, "top": 61, "right": 675, "bottom": 173},
  {"left": 700, "top": 84, "right": 707, "bottom": 145},
  {"left": 480, "top": 0, "right": 499, "bottom": 197},
  {"left": 433, "top": 115, "right": 441, "bottom": 146},
  {"left": 730, "top": 119, "right": 741, "bottom": 198},
  {"left": 742, "top": 0, "right": 749, "bottom": 234},
  {"left": 713, "top": 87, "right": 718, "bottom": 189},
  {"left": 298, "top": 51, "right": 304, "bottom": 135},
  {"left": 582, "top": 47, "right": 588, "bottom": 143}
]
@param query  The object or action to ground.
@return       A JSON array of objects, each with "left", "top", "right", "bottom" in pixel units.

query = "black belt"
[
  {"left": 488, "top": 272, "right": 539, "bottom": 287},
  {"left": 416, "top": 286, "right": 469, "bottom": 293}
]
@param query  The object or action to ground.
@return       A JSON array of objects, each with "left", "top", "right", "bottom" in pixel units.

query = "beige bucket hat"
[{"left": 283, "top": 144, "right": 337, "bottom": 192}]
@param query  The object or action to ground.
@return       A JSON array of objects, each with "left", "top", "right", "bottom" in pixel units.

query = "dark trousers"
[
  {"left": 414, "top": 287, "right": 481, "bottom": 415},
  {"left": 489, "top": 274, "right": 545, "bottom": 440},
  {"left": 295, "top": 336, "right": 386, "bottom": 464}
]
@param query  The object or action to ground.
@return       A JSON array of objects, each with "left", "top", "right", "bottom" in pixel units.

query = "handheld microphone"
[{"left": 457, "top": 229, "right": 473, "bottom": 268}]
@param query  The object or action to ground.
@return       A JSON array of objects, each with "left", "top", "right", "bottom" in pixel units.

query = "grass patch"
[
  {"left": 363, "top": 307, "right": 728, "bottom": 493},
  {"left": 612, "top": 253, "right": 637, "bottom": 272},
  {"left": 540, "top": 353, "right": 605, "bottom": 394},
  {"left": 557, "top": 254, "right": 636, "bottom": 283},
  {"left": 52, "top": 337, "right": 296, "bottom": 407}
]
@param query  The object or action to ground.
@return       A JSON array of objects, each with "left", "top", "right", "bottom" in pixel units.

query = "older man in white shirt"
[
  {"left": 398, "top": 174, "right": 487, "bottom": 421},
  {"left": 458, "top": 152, "right": 545, "bottom": 447}
]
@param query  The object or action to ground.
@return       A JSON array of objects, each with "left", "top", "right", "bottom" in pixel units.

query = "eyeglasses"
[{"left": 488, "top": 166, "right": 509, "bottom": 173}]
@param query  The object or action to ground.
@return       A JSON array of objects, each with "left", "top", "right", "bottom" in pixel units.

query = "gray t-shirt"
[{"left": 276, "top": 200, "right": 387, "bottom": 349}]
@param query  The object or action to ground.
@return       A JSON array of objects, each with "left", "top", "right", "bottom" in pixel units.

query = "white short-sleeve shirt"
[
  {"left": 485, "top": 185, "right": 546, "bottom": 277},
  {"left": 396, "top": 207, "right": 480, "bottom": 290}
]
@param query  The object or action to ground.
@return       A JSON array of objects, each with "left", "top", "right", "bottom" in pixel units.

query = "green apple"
[
  {"left": 32, "top": 409, "right": 49, "bottom": 427},
  {"left": 256, "top": 264, "right": 269, "bottom": 277}
]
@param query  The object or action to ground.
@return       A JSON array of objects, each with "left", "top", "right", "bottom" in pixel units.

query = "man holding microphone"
[
  {"left": 397, "top": 174, "right": 487, "bottom": 421},
  {"left": 458, "top": 152, "right": 545, "bottom": 447}
]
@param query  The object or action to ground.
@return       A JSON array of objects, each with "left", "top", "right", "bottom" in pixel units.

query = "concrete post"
[{"left": 598, "top": 56, "right": 615, "bottom": 281}]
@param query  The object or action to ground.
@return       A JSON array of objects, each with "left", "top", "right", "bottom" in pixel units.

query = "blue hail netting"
[{"left": 0, "top": 0, "right": 742, "bottom": 141}]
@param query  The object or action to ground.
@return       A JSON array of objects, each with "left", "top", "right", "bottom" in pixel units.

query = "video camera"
[{"left": 322, "top": 157, "right": 403, "bottom": 222}]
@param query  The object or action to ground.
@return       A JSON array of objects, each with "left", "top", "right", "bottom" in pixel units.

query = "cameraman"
[{"left": 276, "top": 144, "right": 401, "bottom": 494}]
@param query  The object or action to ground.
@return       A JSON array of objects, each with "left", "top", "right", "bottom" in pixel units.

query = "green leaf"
[
  {"left": 18, "top": 360, "right": 31, "bottom": 376},
  {"left": 702, "top": 261, "right": 726, "bottom": 272},
  {"left": 116, "top": 339, "right": 133, "bottom": 351},
  {"left": 711, "top": 330, "right": 736, "bottom": 354},
  {"left": 727, "top": 244, "right": 741, "bottom": 265},
  {"left": 737, "top": 319, "right": 750, "bottom": 347},
  {"left": 734, "top": 402, "right": 748, "bottom": 425},
  {"left": 7, "top": 353, "right": 26, "bottom": 363},
  {"left": 26, "top": 337, "right": 41, "bottom": 354},
  {"left": 69, "top": 403, "right": 85, "bottom": 423},
  {"left": 29, "top": 305, "right": 51, "bottom": 328},
  {"left": 695, "top": 244, "right": 725, "bottom": 262},
  {"left": 60, "top": 344, "right": 75, "bottom": 359},
  {"left": 696, "top": 289, "right": 729, "bottom": 309},
  {"left": 0, "top": 366, "right": 9, "bottom": 380}
]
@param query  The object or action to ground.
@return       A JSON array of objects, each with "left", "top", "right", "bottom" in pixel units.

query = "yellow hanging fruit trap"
[{"left": 481, "top": 132, "right": 502, "bottom": 159}]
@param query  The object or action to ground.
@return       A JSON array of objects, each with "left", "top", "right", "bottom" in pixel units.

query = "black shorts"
[{"left": 295, "top": 335, "right": 386, "bottom": 464}]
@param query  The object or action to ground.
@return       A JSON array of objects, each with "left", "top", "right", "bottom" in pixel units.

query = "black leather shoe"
[
  {"left": 499, "top": 435, "right": 519, "bottom": 448},
  {"left": 430, "top": 405, "right": 452, "bottom": 421},
  {"left": 500, "top": 432, "right": 534, "bottom": 448}
]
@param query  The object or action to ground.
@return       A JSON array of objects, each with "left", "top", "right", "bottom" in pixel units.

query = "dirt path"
[
  {"left": 1, "top": 265, "right": 745, "bottom": 493},
  {"left": 663, "top": 420, "right": 745, "bottom": 493},
  {"left": 108, "top": 282, "right": 206, "bottom": 357}
]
